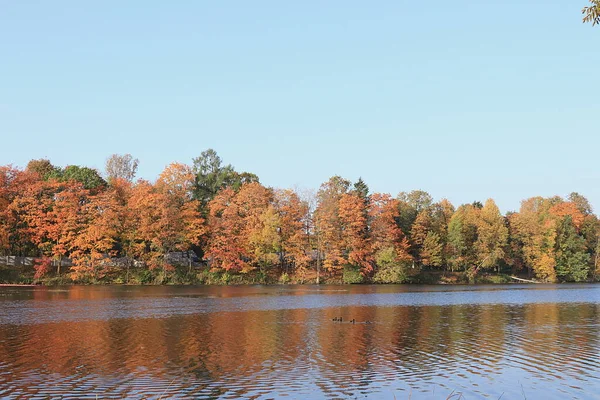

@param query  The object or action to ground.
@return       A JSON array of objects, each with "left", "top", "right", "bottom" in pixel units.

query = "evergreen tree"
[{"left": 353, "top": 178, "right": 369, "bottom": 202}]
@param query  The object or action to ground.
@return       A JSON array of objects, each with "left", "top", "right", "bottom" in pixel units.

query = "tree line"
[{"left": 1, "top": 150, "right": 599, "bottom": 284}]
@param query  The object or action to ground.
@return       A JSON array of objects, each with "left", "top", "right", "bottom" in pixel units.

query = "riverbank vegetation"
[{"left": 1, "top": 150, "right": 599, "bottom": 285}]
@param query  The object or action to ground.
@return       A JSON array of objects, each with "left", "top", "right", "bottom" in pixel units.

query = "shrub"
[
  {"left": 343, "top": 265, "right": 364, "bottom": 284},
  {"left": 372, "top": 247, "right": 411, "bottom": 284},
  {"left": 33, "top": 257, "right": 53, "bottom": 280},
  {"left": 279, "top": 272, "right": 291, "bottom": 284},
  {"left": 373, "top": 265, "right": 408, "bottom": 283},
  {"left": 138, "top": 269, "right": 154, "bottom": 284}
]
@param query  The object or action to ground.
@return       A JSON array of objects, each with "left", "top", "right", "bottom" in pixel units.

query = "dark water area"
[{"left": 0, "top": 284, "right": 599, "bottom": 399}]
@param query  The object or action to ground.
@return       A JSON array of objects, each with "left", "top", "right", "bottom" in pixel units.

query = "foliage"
[
  {"left": 372, "top": 247, "right": 411, "bottom": 283},
  {"left": 339, "top": 192, "right": 372, "bottom": 275},
  {"left": 447, "top": 204, "right": 479, "bottom": 271},
  {"left": 314, "top": 176, "right": 350, "bottom": 272},
  {"left": 105, "top": 154, "right": 139, "bottom": 183},
  {"left": 421, "top": 231, "right": 443, "bottom": 267},
  {"left": 475, "top": 199, "right": 508, "bottom": 271},
  {"left": 342, "top": 265, "right": 364, "bottom": 284},
  {"left": 49, "top": 165, "right": 107, "bottom": 191},
  {"left": 1, "top": 158, "right": 599, "bottom": 285},
  {"left": 583, "top": 0, "right": 600, "bottom": 25},
  {"left": 33, "top": 257, "right": 53, "bottom": 280},
  {"left": 554, "top": 216, "right": 590, "bottom": 282},
  {"left": 279, "top": 272, "right": 291, "bottom": 284},
  {"left": 192, "top": 149, "right": 258, "bottom": 207},
  {"left": 26, "top": 159, "right": 60, "bottom": 180},
  {"left": 353, "top": 178, "right": 369, "bottom": 201}
]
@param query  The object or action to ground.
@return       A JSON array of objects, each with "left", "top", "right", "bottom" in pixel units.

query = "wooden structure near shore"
[{"left": 510, "top": 276, "right": 541, "bottom": 284}]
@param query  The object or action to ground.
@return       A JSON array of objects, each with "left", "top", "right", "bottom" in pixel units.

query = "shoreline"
[
  {"left": 0, "top": 283, "right": 37, "bottom": 287},
  {"left": 2, "top": 266, "right": 594, "bottom": 286}
]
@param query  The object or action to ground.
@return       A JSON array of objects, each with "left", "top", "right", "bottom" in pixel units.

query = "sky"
[{"left": 1, "top": 0, "right": 599, "bottom": 213}]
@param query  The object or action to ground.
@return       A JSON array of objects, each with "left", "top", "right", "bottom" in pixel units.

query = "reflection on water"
[{"left": 0, "top": 285, "right": 599, "bottom": 399}]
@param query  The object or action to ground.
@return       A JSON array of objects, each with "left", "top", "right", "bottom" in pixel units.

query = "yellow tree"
[
  {"left": 205, "top": 182, "right": 272, "bottom": 273},
  {"left": 249, "top": 204, "right": 281, "bottom": 272},
  {"left": 447, "top": 204, "right": 481, "bottom": 272},
  {"left": 235, "top": 182, "right": 274, "bottom": 272},
  {"left": 69, "top": 189, "right": 119, "bottom": 281},
  {"left": 510, "top": 197, "right": 557, "bottom": 282},
  {"left": 314, "top": 176, "right": 350, "bottom": 273},
  {"left": 273, "top": 189, "right": 312, "bottom": 273},
  {"left": 421, "top": 231, "right": 444, "bottom": 267},
  {"left": 410, "top": 209, "right": 433, "bottom": 264},
  {"left": 475, "top": 199, "right": 509, "bottom": 272},
  {"left": 430, "top": 198, "right": 455, "bottom": 266}
]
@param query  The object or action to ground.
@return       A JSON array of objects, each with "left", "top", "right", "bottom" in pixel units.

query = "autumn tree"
[
  {"left": 568, "top": 192, "right": 593, "bottom": 216},
  {"left": 1, "top": 167, "right": 41, "bottom": 256},
  {"left": 474, "top": 199, "right": 508, "bottom": 272},
  {"left": 4, "top": 177, "right": 45, "bottom": 259},
  {"left": 106, "top": 178, "right": 134, "bottom": 256},
  {"left": 11, "top": 179, "right": 85, "bottom": 275},
  {"left": 314, "top": 176, "right": 350, "bottom": 273},
  {"left": 396, "top": 190, "right": 433, "bottom": 237},
  {"left": 510, "top": 197, "right": 558, "bottom": 282},
  {"left": 69, "top": 189, "right": 119, "bottom": 281},
  {"left": 26, "top": 159, "right": 60, "bottom": 180},
  {"left": 158, "top": 164, "right": 204, "bottom": 269},
  {"left": 156, "top": 162, "right": 195, "bottom": 198},
  {"left": 549, "top": 202, "right": 585, "bottom": 231},
  {"left": 339, "top": 192, "right": 372, "bottom": 276},
  {"left": 447, "top": 204, "right": 480, "bottom": 272},
  {"left": 105, "top": 153, "right": 139, "bottom": 183},
  {"left": 428, "top": 199, "right": 455, "bottom": 267},
  {"left": 369, "top": 193, "right": 413, "bottom": 283},
  {"left": 0, "top": 166, "right": 18, "bottom": 255},
  {"left": 421, "top": 231, "right": 444, "bottom": 267},
  {"left": 204, "top": 187, "right": 247, "bottom": 272},
  {"left": 294, "top": 188, "right": 320, "bottom": 282},
  {"left": 410, "top": 209, "right": 433, "bottom": 262},
  {"left": 205, "top": 182, "right": 272, "bottom": 274},
  {"left": 3, "top": 156, "right": 600, "bottom": 285},
  {"left": 238, "top": 183, "right": 276, "bottom": 272},
  {"left": 126, "top": 164, "right": 205, "bottom": 278},
  {"left": 273, "top": 189, "right": 312, "bottom": 274},
  {"left": 430, "top": 199, "right": 455, "bottom": 238}
]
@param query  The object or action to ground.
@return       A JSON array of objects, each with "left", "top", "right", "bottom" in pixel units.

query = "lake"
[{"left": 0, "top": 284, "right": 599, "bottom": 399}]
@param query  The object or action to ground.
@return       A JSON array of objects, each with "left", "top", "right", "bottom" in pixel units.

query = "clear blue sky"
[{"left": 1, "top": 1, "right": 598, "bottom": 213}]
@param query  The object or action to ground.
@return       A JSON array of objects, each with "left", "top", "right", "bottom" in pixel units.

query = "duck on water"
[{"left": 332, "top": 317, "right": 371, "bottom": 324}]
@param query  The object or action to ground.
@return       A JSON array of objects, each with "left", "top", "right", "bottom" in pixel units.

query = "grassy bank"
[{"left": 0, "top": 263, "right": 539, "bottom": 286}]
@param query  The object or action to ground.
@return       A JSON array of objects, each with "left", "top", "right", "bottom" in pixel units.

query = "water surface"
[{"left": 0, "top": 284, "right": 599, "bottom": 399}]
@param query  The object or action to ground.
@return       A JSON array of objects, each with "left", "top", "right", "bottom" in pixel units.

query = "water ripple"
[{"left": 0, "top": 285, "right": 599, "bottom": 398}]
